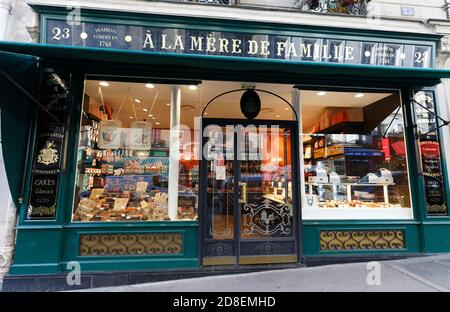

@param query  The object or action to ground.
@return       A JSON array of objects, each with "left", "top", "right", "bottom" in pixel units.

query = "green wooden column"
[{"left": 10, "top": 67, "right": 77, "bottom": 275}]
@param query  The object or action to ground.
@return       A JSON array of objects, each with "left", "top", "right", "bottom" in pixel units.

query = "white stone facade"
[
  {"left": 2, "top": 1, "right": 450, "bottom": 40},
  {"left": 3, "top": 0, "right": 450, "bottom": 41}
]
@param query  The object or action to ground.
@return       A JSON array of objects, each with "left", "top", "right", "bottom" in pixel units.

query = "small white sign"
[
  {"left": 303, "top": 194, "right": 318, "bottom": 209},
  {"left": 400, "top": 6, "right": 415, "bottom": 17},
  {"left": 215, "top": 166, "right": 226, "bottom": 180}
]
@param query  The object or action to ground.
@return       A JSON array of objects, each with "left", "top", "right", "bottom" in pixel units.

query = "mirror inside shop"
[{"left": 72, "top": 79, "right": 412, "bottom": 222}]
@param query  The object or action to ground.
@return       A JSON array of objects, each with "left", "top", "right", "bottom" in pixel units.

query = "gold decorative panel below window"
[
  {"left": 79, "top": 233, "right": 183, "bottom": 256},
  {"left": 320, "top": 230, "right": 405, "bottom": 251}
]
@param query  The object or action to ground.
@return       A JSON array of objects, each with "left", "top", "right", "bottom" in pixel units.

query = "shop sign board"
[
  {"left": 414, "top": 90, "right": 448, "bottom": 216},
  {"left": 27, "top": 72, "right": 69, "bottom": 220},
  {"left": 44, "top": 19, "right": 433, "bottom": 68},
  {"left": 326, "top": 144, "right": 345, "bottom": 157},
  {"left": 313, "top": 148, "right": 325, "bottom": 159},
  {"left": 419, "top": 141, "right": 447, "bottom": 216}
]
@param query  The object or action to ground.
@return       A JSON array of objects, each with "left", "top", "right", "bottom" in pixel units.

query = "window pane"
[
  {"left": 178, "top": 85, "right": 202, "bottom": 220},
  {"left": 301, "top": 91, "right": 413, "bottom": 220},
  {"left": 72, "top": 79, "right": 198, "bottom": 222}
]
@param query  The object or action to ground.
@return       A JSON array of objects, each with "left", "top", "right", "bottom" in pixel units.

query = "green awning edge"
[
  {"left": 0, "top": 41, "right": 450, "bottom": 82},
  {"left": 0, "top": 50, "right": 37, "bottom": 207}
]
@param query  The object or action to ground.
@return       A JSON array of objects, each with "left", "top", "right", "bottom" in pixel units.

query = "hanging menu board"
[
  {"left": 414, "top": 90, "right": 448, "bottom": 216},
  {"left": 419, "top": 141, "right": 447, "bottom": 215},
  {"left": 27, "top": 72, "right": 69, "bottom": 220}
]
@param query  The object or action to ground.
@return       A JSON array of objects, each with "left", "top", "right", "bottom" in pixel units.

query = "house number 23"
[{"left": 52, "top": 27, "right": 70, "bottom": 40}]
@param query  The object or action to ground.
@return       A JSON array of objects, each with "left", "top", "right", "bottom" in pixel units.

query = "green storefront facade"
[{"left": 1, "top": 5, "right": 450, "bottom": 290}]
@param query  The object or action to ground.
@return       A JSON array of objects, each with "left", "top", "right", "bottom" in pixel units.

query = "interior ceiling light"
[
  {"left": 145, "top": 83, "right": 155, "bottom": 89},
  {"left": 155, "top": 122, "right": 160, "bottom": 125},
  {"left": 134, "top": 98, "right": 141, "bottom": 103},
  {"left": 355, "top": 93, "right": 365, "bottom": 98},
  {"left": 188, "top": 85, "right": 198, "bottom": 91},
  {"left": 317, "top": 91, "right": 326, "bottom": 96},
  {"left": 142, "top": 108, "right": 148, "bottom": 112},
  {"left": 181, "top": 104, "right": 195, "bottom": 112},
  {"left": 99, "top": 81, "right": 110, "bottom": 87},
  {"left": 148, "top": 114, "right": 153, "bottom": 117},
  {"left": 129, "top": 116, "right": 133, "bottom": 119},
  {"left": 166, "top": 103, "right": 170, "bottom": 106}
]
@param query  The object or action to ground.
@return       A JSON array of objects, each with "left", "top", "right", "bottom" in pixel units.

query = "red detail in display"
[
  {"left": 381, "top": 138, "right": 391, "bottom": 161},
  {"left": 391, "top": 140, "right": 406, "bottom": 156}
]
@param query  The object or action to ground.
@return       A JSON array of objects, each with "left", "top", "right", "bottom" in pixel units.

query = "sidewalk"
[{"left": 80, "top": 254, "right": 450, "bottom": 292}]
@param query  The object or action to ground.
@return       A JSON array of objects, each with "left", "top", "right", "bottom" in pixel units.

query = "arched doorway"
[{"left": 199, "top": 86, "right": 301, "bottom": 266}]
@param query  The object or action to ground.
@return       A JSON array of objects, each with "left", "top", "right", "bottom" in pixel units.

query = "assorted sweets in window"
[
  {"left": 302, "top": 92, "right": 412, "bottom": 213},
  {"left": 73, "top": 80, "right": 198, "bottom": 222},
  {"left": 73, "top": 148, "right": 173, "bottom": 222}
]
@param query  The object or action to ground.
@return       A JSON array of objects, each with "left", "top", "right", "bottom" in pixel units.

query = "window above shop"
[
  {"left": 160, "top": 0, "right": 370, "bottom": 16},
  {"left": 294, "top": 0, "right": 370, "bottom": 15}
]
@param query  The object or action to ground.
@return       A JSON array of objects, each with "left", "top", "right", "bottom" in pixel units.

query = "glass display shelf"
[{"left": 305, "top": 181, "right": 396, "bottom": 204}]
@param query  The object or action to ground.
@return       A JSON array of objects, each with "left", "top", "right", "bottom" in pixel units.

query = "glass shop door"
[{"left": 201, "top": 119, "right": 299, "bottom": 266}]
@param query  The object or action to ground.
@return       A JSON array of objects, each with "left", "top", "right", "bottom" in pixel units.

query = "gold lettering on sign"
[
  {"left": 161, "top": 34, "right": 171, "bottom": 49},
  {"left": 313, "top": 42, "right": 321, "bottom": 60},
  {"left": 232, "top": 39, "right": 242, "bottom": 54},
  {"left": 206, "top": 36, "right": 216, "bottom": 52},
  {"left": 219, "top": 38, "right": 230, "bottom": 53},
  {"left": 248, "top": 40, "right": 258, "bottom": 55},
  {"left": 286, "top": 42, "right": 297, "bottom": 57},
  {"left": 301, "top": 44, "right": 312, "bottom": 58},
  {"left": 322, "top": 45, "right": 332, "bottom": 60},
  {"left": 34, "top": 179, "right": 56, "bottom": 186},
  {"left": 190, "top": 36, "right": 204, "bottom": 51},
  {"left": 345, "top": 46, "right": 354, "bottom": 61},
  {"left": 45, "top": 19, "right": 432, "bottom": 69},
  {"left": 276, "top": 41, "right": 286, "bottom": 56},
  {"left": 334, "top": 45, "right": 342, "bottom": 61},
  {"left": 260, "top": 41, "right": 270, "bottom": 56},
  {"left": 143, "top": 32, "right": 154, "bottom": 49},
  {"left": 173, "top": 35, "right": 184, "bottom": 50}
]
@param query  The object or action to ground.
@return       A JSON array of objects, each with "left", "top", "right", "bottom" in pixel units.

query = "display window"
[
  {"left": 72, "top": 77, "right": 414, "bottom": 222},
  {"left": 73, "top": 78, "right": 201, "bottom": 222},
  {"left": 300, "top": 90, "right": 413, "bottom": 220},
  {"left": 72, "top": 79, "right": 297, "bottom": 223}
]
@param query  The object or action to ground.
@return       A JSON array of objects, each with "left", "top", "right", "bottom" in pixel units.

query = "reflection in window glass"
[
  {"left": 73, "top": 79, "right": 199, "bottom": 222},
  {"left": 301, "top": 91, "right": 412, "bottom": 219}
]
